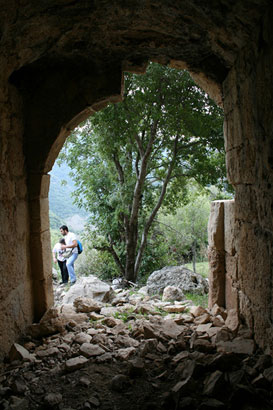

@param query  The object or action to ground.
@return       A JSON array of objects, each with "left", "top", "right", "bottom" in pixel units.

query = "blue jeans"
[{"left": 66, "top": 253, "right": 78, "bottom": 283}]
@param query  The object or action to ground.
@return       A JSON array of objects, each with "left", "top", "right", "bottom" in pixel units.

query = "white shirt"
[
  {"left": 53, "top": 243, "right": 66, "bottom": 262},
  {"left": 64, "top": 231, "right": 78, "bottom": 254}
]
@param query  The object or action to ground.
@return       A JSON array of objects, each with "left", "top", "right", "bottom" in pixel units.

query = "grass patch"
[
  {"left": 184, "top": 261, "right": 209, "bottom": 278},
  {"left": 113, "top": 308, "right": 135, "bottom": 322},
  {"left": 184, "top": 292, "right": 208, "bottom": 308}
]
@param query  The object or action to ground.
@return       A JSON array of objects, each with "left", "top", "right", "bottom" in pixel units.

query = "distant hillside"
[{"left": 49, "top": 162, "right": 88, "bottom": 232}]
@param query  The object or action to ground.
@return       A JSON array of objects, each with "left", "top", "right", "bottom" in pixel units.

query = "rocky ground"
[{"left": 1, "top": 279, "right": 273, "bottom": 410}]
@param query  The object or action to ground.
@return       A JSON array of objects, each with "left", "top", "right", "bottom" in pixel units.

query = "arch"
[{"left": 0, "top": 0, "right": 273, "bottom": 359}]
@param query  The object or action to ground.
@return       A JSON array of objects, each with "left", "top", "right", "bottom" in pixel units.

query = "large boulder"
[
  {"left": 63, "top": 275, "right": 115, "bottom": 304},
  {"left": 146, "top": 265, "right": 209, "bottom": 296}
]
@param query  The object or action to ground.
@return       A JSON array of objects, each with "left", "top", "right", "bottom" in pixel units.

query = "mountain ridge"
[{"left": 49, "top": 162, "right": 88, "bottom": 231}]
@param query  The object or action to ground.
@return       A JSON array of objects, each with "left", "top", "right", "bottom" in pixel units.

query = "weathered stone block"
[
  {"left": 224, "top": 200, "right": 235, "bottom": 255},
  {"left": 208, "top": 202, "right": 224, "bottom": 250},
  {"left": 208, "top": 247, "right": 225, "bottom": 309}
]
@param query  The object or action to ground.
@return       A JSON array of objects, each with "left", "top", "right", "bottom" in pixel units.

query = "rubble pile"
[{"left": 0, "top": 285, "right": 272, "bottom": 410}]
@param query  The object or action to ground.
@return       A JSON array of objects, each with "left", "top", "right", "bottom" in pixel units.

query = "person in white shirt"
[
  {"left": 59, "top": 225, "right": 78, "bottom": 285},
  {"left": 52, "top": 238, "right": 69, "bottom": 284}
]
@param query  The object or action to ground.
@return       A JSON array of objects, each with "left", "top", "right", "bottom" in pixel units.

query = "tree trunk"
[
  {"left": 124, "top": 222, "right": 138, "bottom": 282},
  {"left": 192, "top": 239, "right": 197, "bottom": 273}
]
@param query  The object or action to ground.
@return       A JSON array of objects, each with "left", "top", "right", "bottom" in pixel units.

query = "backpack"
[{"left": 77, "top": 240, "right": 83, "bottom": 254}]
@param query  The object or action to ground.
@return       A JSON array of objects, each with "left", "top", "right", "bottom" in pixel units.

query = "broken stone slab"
[
  {"left": 44, "top": 392, "right": 62, "bottom": 407},
  {"left": 73, "top": 297, "right": 103, "bottom": 313},
  {"left": 87, "top": 396, "right": 100, "bottom": 407},
  {"left": 128, "top": 358, "right": 145, "bottom": 378},
  {"left": 207, "top": 327, "right": 221, "bottom": 343},
  {"left": 161, "top": 319, "right": 185, "bottom": 339},
  {"left": 196, "top": 323, "right": 213, "bottom": 333},
  {"left": 210, "top": 304, "right": 227, "bottom": 320},
  {"left": 79, "top": 343, "right": 105, "bottom": 358},
  {"left": 116, "top": 347, "right": 136, "bottom": 360},
  {"left": 9, "top": 344, "right": 33, "bottom": 362},
  {"left": 193, "top": 339, "right": 215, "bottom": 353},
  {"left": 102, "top": 317, "right": 122, "bottom": 328},
  {"left": 225, "top": 309, "right": 240, "bottom": 333},
  {"left": 171, "top": 375, "right": 196, "bottom": 395},
  {"left": 62, "top": 332, "right": 75, "bottom": 344},
  {"left": 65, "top": 355, "right": 89, "bottom": 371},
  {"left": 251, "top": 373, "right": 271, "bottom": 389},
  {"left": 133, "top": 304, "right": 158, "bottom": 315},
  {"left": 139, "top": 339, "right": 158, "bottom": 357},
  {"left": 203, "top": 370, "right": 225, "bottom": 396},
  {"left": 73, "top": 332, "right": 92, "bottom": 344},
  {"left": 157, "top": 341, "right": 167, "bottom": 353},
  {"left": 36, "top": 347, "right": 59, "bottom": 358},
  {"left": 63, "top": 275, "right": 115, "bottom": 304},
  {"left": 59, "top": 310, "right": 89, "bottom": 326},
  {"left": 214, "top": 328, "right": 233, "bottom": 343},
  {"left": 100, "top": 306, "right": 121, "bottom": 317},
  {"left": 96, "top": 352, "right": 113, "bottom": 363},
  {"left": 162, "top": 285, "right": 184, "bottom": 301},
  {"left": 178, "top": 313, "right": 194, "bottom": 323},
  {"left": 212, "top": 315, "right": 225, "bottom": 327},
  {"left": 143, "top": 323, "right": 158, "bottom": 340},
  {"left": 27, "top": 318, "right": 66, "bottom": 338},
  {"left": 111, "top": 296, "right": 129, "bottom": 306},
  {"left": 58, "top": 343, "right": 70, "bottom": 352},
  {"left": 190, "top": 306, "right": 208, "bottom": 317},
  {"left": 216, "top": 338, "right": 255, "bottom": 355},
  {"left": 194, "top": 313, "right": 211, "bottom": 325},
  {"left": 162, "top": 305, "right": 185, "bottom": 313},
  {"left": 89, "top": 312, "right": 105, "bottom": 321},
  {"left": 264, "top": 366, "right": 273, "bottom": 383},
  {"left": 115, "top": 334, "right": 139, "bottom": 348},
  {"left": 172, "top": 351, "right": 190, "bottom": 364}
]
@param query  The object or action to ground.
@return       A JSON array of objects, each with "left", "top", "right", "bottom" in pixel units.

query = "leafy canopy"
[{"left": 59, "top": 62, "right": 226, "bottom": 281}]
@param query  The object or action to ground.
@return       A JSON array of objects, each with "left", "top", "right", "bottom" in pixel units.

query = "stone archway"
[{"left": 0, "top": 0, "right": 273, "bottom": 360}]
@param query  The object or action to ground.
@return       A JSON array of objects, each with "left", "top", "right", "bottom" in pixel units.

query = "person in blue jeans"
[
  {"left": 60, "top": 225, "right": 78, "bottom": 285},
  {"left": 52, "top": 238, "right": 69, "bottom": 284}
]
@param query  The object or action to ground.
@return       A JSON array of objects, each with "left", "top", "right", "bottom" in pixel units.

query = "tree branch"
[
  {"left": 134, "top": 133, "right": 179, "bottom": 275},
  {"left": 112, "top": 153, "right": 124, "bottom": 184},
  {"left": 129, "top": 118, "right": 159, "bottom": 226},
  {"left": 93, "top": 244, "right": 125, "bottom": 276}
]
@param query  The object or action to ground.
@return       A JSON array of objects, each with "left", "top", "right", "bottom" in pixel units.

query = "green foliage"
[
  {"left": 185, "top": 293, "right": 208, "bottom": 308},
  {"left": 184, "top": 261, "right": 209, "bottom": 278},
  {"left": 158, "top": 185, "right": 211, "bottom": 265},
  {"left": 49, "top": 210, "right": 64, "bottom": 230},
  {"left": 113, "top": 308, "right": 135, "bottom": 322},
  {"left": 59, "top": 62, "right": 226, "bottom": 282}
]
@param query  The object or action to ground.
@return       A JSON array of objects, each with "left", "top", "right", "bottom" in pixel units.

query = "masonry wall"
[
  {"left": 0, "top": 0, "right": 272, "bottom": 361},
  {"left": 218, "top": 10, "right": 273, "bottom": 352},
  {"left": 208, "top": 200, "right": 238, "bottom": 312},
  {"left": 0, "top": 84, "right": 35, "bottom": 360}
]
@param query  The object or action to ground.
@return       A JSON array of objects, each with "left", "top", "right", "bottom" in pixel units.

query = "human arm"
[
  {"left": 61, "top": 240, "right": 77, "bottom": 250},
  {"left": 52, "top": 246, "right": 58, "bottom": 263}
]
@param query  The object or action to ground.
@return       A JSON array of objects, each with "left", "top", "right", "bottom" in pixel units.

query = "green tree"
[
  {"left": 158, "top": 186, "right": 211, "bottom": 272},
  {"left": 59, "top": 63, "right": 225, "bottom": 283}
]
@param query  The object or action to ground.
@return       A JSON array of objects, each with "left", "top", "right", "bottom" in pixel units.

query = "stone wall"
[
  {"left": 208, "top": 10, "right": 273, "bottom": 352},
  {"left": 0, "top": 83, "right": 34, "bottom": 360},
  {"left": 208, "top": 200, "right": 238, "bottom": 311},
  {"left": 222, "top": 11, "right": 273, "bottom": 352}
]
